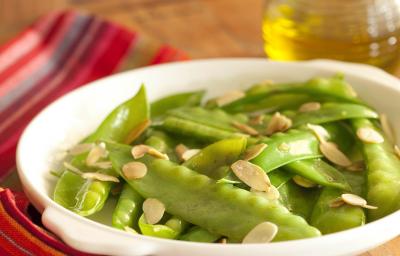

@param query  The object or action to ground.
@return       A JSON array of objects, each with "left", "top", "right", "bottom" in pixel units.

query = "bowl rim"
[{"left": 16, "top": 58, "right": 400, "bottom": 250}]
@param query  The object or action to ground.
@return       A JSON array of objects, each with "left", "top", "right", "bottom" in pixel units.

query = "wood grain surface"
[{"left": 0, "top": 0, "right": 399, "bottom": 255}]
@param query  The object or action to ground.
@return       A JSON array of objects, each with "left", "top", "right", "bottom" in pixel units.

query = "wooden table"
[{"left": 0, "top": 0, "right": 399, "bottom": 255}]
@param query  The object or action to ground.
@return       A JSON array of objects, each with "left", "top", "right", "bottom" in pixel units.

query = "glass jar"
[{"left": 263, "top": 0, "right": 400, "bottom": 72}]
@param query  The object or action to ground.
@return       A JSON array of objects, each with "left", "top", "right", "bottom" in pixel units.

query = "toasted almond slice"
[
  {"left": 242, "top": 222, "right": 278, "bottom": 244},
  {"left": 81, "top": 172, "right": 119, "bottom": 182},
  {"left": 278, "top": 142, "right": 290, "bottom": 152},
  {"left": 293, "top": 175, "right": 317, "bottom": 188},
  {"left": 124, "top": 119, "right": 151, "bottom": 144},
  {"left": 341, "top": 193, "right": 377, "bottom": 209},
  {"left": 252, "top": 186, "right": 280, "bottom": 200},
  {"left": 320, "top": 141, "right": 352, "bottom": 167},
  {"left": 175, "top": 144, "right": 189, "bottom": 161},
  {"left": 147, "top": 148, "right": 169, "bottom": 160},
  {"left": 357, "top": 127, "right": 384, "bottom": 144},
  {"left": 249, "top": 115, "right": 264, "bottom": 126},
  {"left": 231, "top": 160, "right": 271, "bottom": 192},
  {"left": 215, "top": 90, "right": 245, "bottom": 107},
  {"left": 182, "top": 149, "right": 200, "bottom": 161},
  {"left": 307, "top": 123, "right": 330, "bottom": 142},
  {"left": 67, "top": 143, "right": 94, "bottom": 155},
  {"left": 63, "top": 162, "right": 83, "bottom": 175},
  {"left": 346, "top": 161, "right": 364, "bottom": 172},
  {"left": 394, "top": 145, "right": 400, "bottom": 159},
  {"left": 90, "top": 161, "right": 113, "bottom": 169},
  {"left": 243, "top": 143, "right": 268, "bottom": 161},
  {"left": 131, "top": 145, "right": 151, "bottom": 159},
  {"left": 86, "top": 144, "right": 108, "bottom": 166},
  {"left": 122, "top": 162, "right": 147, "bottom": 180},
  {"left": 124, "top": 226, "right": 138, "bottom": 235},
  {"left": 232, "top": 121, "right": 259, "bottom": 136},
  {"left": 143, "top": 198, "right": 165, "bottom": 225},
  {"left": 266, "top": 112, "right": 292, "bottom": 135},
  {"left": 329, "top": 198, "right": 345, "bottom": 208},
  {"left": 299, "top": 102, "right": 321, "bottom": 112},
  {"left": 380, "top": 114, "right": 395, "bottom": 143}
]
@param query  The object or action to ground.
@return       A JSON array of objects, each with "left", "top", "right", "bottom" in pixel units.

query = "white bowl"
[{"left": 17, "top": 59, "right": 400, "bottom": 256}]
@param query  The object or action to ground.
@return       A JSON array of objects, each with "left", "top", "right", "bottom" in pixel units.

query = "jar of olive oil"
[{"left": 263, "top": 0, "right": 400, "bottom": 72}]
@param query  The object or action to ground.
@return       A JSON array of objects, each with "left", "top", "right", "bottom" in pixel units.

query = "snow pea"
[
  {"left": 54, "top": 85, "right": 148, "bottom": 216},
  {"left": 144, "top": 130, "right": 178, "bottom": 162},
  {"left": 222, "top": 75, "right": 361, "bottom": 113},
  {"left": 310, "top": 187, "right": 365, "bottom": 234},
  {"left": 183, "top": 137, "right": 247, "bottom": 179},
  {"left": 269, "top": 169, "right": 294, "bottom": 189},
  {"left": 151, "top": 90, "right": 205, "bottom": 119},
  {"left": 351, "top": 118, "right": 400, "bottom": 221},
  {"left": 179, "top": 226, "right": 221, "bottom": 243},
  {"left": 288, "top": 103, "right": 378, "bottom": 127},
  {"left": 108, "top": 143, "right": 321, "bottom": 241},
  {"left": 138, "top": 215, "right": 185, "bottom": 239},
  {"left": 160, "top": 116, "right": 256, "bottom": 144},
  {"left": 167, "top": 107, "right": 248, "bottom": 132},
  {"left": 251, "top": 129, "right": 321, "bottom": 173},
  {"left": 112, "top": 183, "right": 143, "bottom": 230},
  {"left": 283, "top": 159, "right": 351, "bottom": 191}
]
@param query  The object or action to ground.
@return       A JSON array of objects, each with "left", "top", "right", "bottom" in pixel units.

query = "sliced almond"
[
  {"left": 357, "top": 127, "right": 384, "bottom": 144},
  {"left": 380, "top": 114, "right": 395, "bottom": 143},
  {"left": 86, "top": 144, "right": 108, "bottom": 166},
  {"left": 231, "top": 160, "right": 271, "bottom": 192},
  {"left": 232, "top": 121, "right": 259, "bottom": 136},
  {"left": 293, "top": 175, "right": 317, "bottom": 188},
  {"left": 341, "top": 193, "right": 377, "bottom": 209},
  {"left": 242, "top": 222, "right": 278, "bottom": 244},
  {"left": 81, "top": 172, "right": 119, "bottom": 182},
  {"left": 394, "top": 145, "right": 400, "bottom": 159},
  {"left": 143, "top": 198, "right": 165, "bottom": 225},
  {"left": 63, "top": 162, "right": 83, "bottom": 175},
  {"left": 131, "top": 145, "right": 151, "bottom": 159},
  {"left": 182, "top": 149, "right": 200, "bottom": 161},
  {"left": 320, "top": 141, "right": 352, "bottom": 167},
  {"left": 122, "top": 162, "right": 147, "bottom": 180},
  {"left": 249, "top": 115, "right": 264, "bottom": 126},
  {"left": 91, "top": 161, "right": 113, "bottom": 169},
  {"left": 243, "top": 143, "right": 268, "bottom": 161},
  {"left": 67, "top": 143, "right": 94, "bottom": 155},
  {"left": 329, "top": 198, "right": 345, "bottom": 208},
  {"left": 124, "top": 226, "right": 138, "bottom": 235},
  {"left": 299, "top": 102, "right": 321, "bottom": 112},
  {"left": 215, "top": 90, "right": 245, "bottom": 107},
  {"left": 124, "top": 119, "right": 151, "bottom": 144},
  {"left": 346, "top": 161, "right": 364, "bottom": 172},
  {"left": 251, "top": 186, "right": 280, "bottom": 200},
  {"left": 175, "top": 144, "right": 189, "bottom": 161},
  {"left": 307, "top": 123, "right": 330, "bottom": 142},
  {"left": 266, "top": 112, "right": 292, "bottom": 135},
  {"left": 147, "top": 148, "right": 169, "bottom": 160}
]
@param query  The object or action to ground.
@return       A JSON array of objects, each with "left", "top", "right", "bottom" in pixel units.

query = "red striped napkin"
[{"left": 0, "top": 10, "right": 188, "bottom": 255}]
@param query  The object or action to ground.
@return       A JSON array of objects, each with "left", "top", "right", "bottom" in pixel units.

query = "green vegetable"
[
  {"left": 112, "top": 183, "right": 143, "bottom": 230},
  {"left": 138, "top": 215, "right": 181, "bottom": 239},
  {"left": 108, "top": 142, "right": 321, "bottom": 241},
  {"left": 351, "top": 118, "right": 400, "bottom": 221},
  {"left": 179, "top": 226, "right": 221, "bottom": 243}
]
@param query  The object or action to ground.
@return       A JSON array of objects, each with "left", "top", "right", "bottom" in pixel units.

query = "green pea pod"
[
  {"left": 310, "top": 187, "right": 365, "bottom": 234},
  {"left": 179, "top": 226, "right": 221, "bottom": 243},
  {"left": 160, "top": 116, "right": 256, "bottom": 144},
  {"left": 112, "top": 183, "right": 143, "bottom": 230},
  {"left": 283, "top": 159, "right": 351, "bottom": 191},
  {"left": 54, "top": 85, "right": 149, "bottom": 216},
  {"left": 165, "top": 216, "right": 190, "bottom": 234},
  {"left": 351, "top": 118, "right": 400, "bottom": 221},
  {"left": 151, "top": 90, "right": 205, "bottom": 119},
  {"left": 251, "top": 130, "right": 321, "bottom": 173},
  {"left": 269, "top": 169, "right": 294, "bottom": 189},
  {"left": 138, "top": 215, "right": 179, "bottom": 239},
  {"left": 108, "top": 143, "right": 321, "bottom": 241},
  {"left": 341, "top": 171, "right": 365, "bottom": 197},
  {"left": 322, "top": 122, "right": 355, "bottom": 155},
  {"left": 222, "top": 75, "right": 361, "bottom": 113},
  {"left": 289, "top": 103, "right": 378, "bottom": 127},
  {"left": 278, "top": 180, "right": 320, "bottom": 221},
  {"left": 144, "top": 130, "right": 178, "bottom": 162},
  {"left": 167, "top": 107, "right": 248, "bottom": 132},
  {"left": 183, "top": 137, "right": 247, "bottom": 179}
]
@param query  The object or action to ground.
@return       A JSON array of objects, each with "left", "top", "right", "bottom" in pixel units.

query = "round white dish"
[{"left": 16, "top": 59, "right": 400, "bottom": 256}]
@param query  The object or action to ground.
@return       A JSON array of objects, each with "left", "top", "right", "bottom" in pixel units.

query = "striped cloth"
[{"left": 0, "top": 10, "right": 188, "bottom": 255}]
